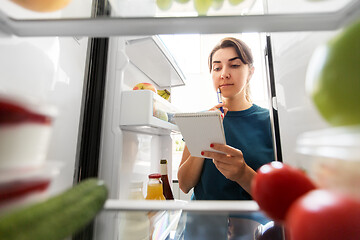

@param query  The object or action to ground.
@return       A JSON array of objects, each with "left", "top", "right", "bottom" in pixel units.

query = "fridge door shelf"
[
  {"left": 125, "top": 36, "right": 186, "bottom": 88},
  {"left": 120, "top": 90, "right": 180, "bottom": 135}
]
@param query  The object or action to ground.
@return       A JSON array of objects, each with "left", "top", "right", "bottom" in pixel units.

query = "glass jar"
[
  {"left": 129, "top": 181, "right": 145, "bottom": 200},
  {"left": 145, "top": 173, "right": 165, "bottom": 200}
]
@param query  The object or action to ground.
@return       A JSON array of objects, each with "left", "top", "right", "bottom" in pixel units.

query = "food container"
[
  {"left": 0, "top": 93, "right": 57, "bottom": 170},
  {"left": 296, "top": 126, "right": 360, "bottom": 199},
  {"left": 0, "top": 161, "right": 62, "bottom": 214},
  {"left": 120, "top": 90, "right": 179, "bottom": 135}
]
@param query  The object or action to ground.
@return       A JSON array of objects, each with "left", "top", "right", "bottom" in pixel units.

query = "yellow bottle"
[{"left": 145, "top": 173, "right": 166, "bottom": 200}]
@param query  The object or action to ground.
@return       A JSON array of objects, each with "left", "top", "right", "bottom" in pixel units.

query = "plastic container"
[
  {"left": 120, "top": 90, "right": 179, "bottom": 135},
  {"left": 129, "top": 181, "right": 145, "bottom": 200},
  {"left": 119, "top": 181, "right": 150, "bottom": 240},
  {"left": 0, "top": 93, "right": 57, "bottom": 170},
  {"left": 0, "top": 161, "right": 62, "bottom": 215},
  {"left": 296, "top": 126, "right": 360, "bottom": 198}
]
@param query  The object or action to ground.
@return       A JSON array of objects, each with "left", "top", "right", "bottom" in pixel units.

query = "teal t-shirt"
[{"left": 193, "top": 104, "right": 275, "bottom": 200}]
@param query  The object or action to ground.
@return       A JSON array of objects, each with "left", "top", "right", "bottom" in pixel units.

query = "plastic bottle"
[
  {"left": 160, "top": 159, "right": 174, "bottom": 200},
  {"left": 145, "top": 173, "right": 165, "bottom": 200}
]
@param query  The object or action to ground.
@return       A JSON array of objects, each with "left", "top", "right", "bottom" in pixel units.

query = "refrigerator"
[{"left": 0, "top": 0, "right": 359, "bottom": 239}]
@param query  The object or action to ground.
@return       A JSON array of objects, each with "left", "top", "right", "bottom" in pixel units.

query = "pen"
[{"left": 217, "top": 88, "right": 224, "bottom": 114}]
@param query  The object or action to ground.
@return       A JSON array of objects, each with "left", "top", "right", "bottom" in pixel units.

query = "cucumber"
[{"left": 0, "top": 178, "right": 108, "bottom": 240}]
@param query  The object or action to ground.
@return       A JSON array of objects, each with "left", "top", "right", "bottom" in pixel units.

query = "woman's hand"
[
  {"left": 201, "top": 143, "right": 256, "bottom": 194},
  {"left": 209, "top": 103, "right": 228, "bottom": 118}
]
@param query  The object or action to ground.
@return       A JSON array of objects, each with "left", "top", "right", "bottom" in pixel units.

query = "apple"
[
  {"left": 133, "top": 83, "right": 157, "bottom": 93},
  {"left": 11, "top": 0, "right": 72, "bottom": 12},
  {"left": 306, "top": 19, "right": 360, "bottom": 126}
]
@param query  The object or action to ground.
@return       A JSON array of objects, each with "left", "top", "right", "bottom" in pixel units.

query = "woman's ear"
[
  {"left": 247, "top": 66, "right": 255, "bottom": 82},
  {"left": 249, "top": 66, "right": 255, "bottom": 78}
]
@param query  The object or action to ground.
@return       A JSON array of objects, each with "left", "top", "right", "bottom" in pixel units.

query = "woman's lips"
[{"left": 219, "top": 84, "right": 234, "bottom": 88}]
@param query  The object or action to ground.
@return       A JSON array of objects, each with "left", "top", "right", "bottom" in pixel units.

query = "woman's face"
[{"left": 211, "top": 47, "right": 253, "bottom": 100}]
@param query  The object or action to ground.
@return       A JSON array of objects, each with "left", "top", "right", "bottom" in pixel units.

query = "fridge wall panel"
[
  {"left": 46, "top": 37, "right": 89, "bottom": 194},
  {"left": 97, "top": 37, "right": 174, "bottom": 239},
  {"left": 270, "top": 31, "right": 338, "bottom": 171},
  {"left": 99, "top": 37, "right": 174, "bottom": 199}
]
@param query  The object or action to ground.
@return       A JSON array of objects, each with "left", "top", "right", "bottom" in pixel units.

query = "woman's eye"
[
  {"left": 213, "top": 67, "right": 220, "bottom": 71},
  {"left": 231, "top": 64, "right": 240, "bottom": 68}
]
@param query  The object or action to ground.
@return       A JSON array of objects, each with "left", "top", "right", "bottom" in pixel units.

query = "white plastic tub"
[
  {"left": 296, "top": 126, "right": 360, "bottom": 199},
  {"left": 0, "top": 93, "right": 57, "bottom": 170}
]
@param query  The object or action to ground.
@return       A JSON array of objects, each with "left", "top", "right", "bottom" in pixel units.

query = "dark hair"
[{"left": 208, "top": 37, "right": 254, "bottom": 102}]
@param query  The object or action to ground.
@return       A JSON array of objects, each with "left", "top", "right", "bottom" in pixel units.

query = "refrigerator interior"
[{"left": 0, "top": 0, "right": 359, "bottom": 239}]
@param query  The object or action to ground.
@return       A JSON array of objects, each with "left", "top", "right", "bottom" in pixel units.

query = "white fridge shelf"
[
  {"left": 120, "top": 90, "right": 180, "bottom": 135},
  {"left": 125, "top": 36, "right": 186, "bottom": 88},
  {"left": 103, "top": 199, "right": 259, "bottom": 213}
]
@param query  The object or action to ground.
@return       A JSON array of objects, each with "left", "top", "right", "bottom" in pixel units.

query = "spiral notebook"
[{"left": 174, "top": 111, "right": 226, "bottom": 158}]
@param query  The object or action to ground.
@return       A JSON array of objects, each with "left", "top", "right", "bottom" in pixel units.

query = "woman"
[{"left": 177, "top": 37, "right": 275, "bottom": 200}]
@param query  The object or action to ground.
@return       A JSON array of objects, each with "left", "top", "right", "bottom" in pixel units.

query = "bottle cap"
[
  {"left": 160, "top": 159, "right": 167, "bottom": 164},
  {"left": 148, "top": 173, "right": 161, "bottom": 179}
]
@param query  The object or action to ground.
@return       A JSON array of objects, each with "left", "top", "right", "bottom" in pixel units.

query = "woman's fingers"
[
  {"left": 201, "top": 143, "right": 246, "bottom": 182},
  {"left": 210, "top": 143, "right": 243, "bottom": 159},
  {"left": 209, "top": 103, "right": 227, "bottom": 118}
]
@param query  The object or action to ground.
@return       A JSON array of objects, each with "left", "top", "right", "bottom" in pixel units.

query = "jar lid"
[
  {"left": 296, "top": 126, "right": 360, "bottom": 161},
  {"left": 148, "top": 173, "right": 161, "bottom": 179}
]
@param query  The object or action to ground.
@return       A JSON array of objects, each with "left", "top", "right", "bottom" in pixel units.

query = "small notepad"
[{"left": 174, "top": 111, "right": 226, "bottom": 158}]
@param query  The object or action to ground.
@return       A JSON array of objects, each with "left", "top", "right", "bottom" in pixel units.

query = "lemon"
[{"left": 306, "top": 19, "right": 360, "bottom": 126}]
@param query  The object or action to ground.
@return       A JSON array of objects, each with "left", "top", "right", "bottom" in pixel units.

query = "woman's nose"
[{"left": 220, "top": 72, "right": 230, "bottom": 79}]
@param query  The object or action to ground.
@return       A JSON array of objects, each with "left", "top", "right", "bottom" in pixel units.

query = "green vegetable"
[{"left": 0, "top": 178, "right": 108, "bottom": 240}]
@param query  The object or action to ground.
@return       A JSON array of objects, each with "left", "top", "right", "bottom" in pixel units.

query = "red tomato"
[
  {"left": 286, "top": 189, "right": 360, "bottom": 240},
  {"left": 251, "top": 161, "right": 316, "bottom": 223}
]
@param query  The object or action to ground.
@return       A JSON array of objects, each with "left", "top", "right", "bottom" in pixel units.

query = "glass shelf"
[
  {"left": 102, "top": 200, "right": 281, "bottom": 240},
  {"left": 0, "top": 0, "right": 359, "bottom": 37}
]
